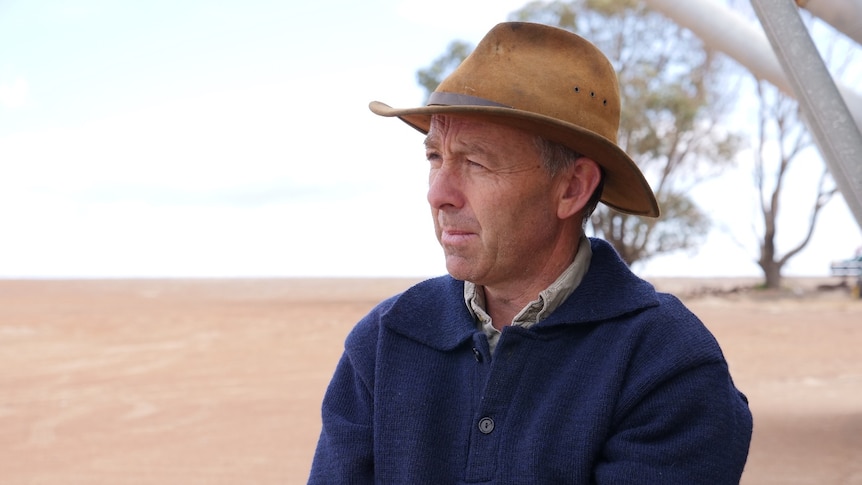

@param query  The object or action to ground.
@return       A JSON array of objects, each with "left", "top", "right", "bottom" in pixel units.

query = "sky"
[{"left": 1, "top": 0, "right": 860, "bottom": 279}]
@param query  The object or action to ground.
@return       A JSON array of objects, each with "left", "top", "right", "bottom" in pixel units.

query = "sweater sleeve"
[
  {"left": 593, "top": 358, "right": 752, "bottom": 484},
  {"left": 307, "top": 312, "right": 380, "bottom": 484}
]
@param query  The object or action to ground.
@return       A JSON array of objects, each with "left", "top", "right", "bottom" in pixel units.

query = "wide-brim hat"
[{"left": 369, "top": 22, "right": 659, "bottom": 217}]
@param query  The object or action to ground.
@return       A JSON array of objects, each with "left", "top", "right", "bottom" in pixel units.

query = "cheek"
[
  {"left": 494, "top": 186, "right": 557, "bottom": 238},
  {"left": 474, "top": 197, "right": 526, "bottom": 249}
]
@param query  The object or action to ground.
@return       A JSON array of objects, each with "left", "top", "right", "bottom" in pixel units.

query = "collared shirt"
[{"left": 464, "top": 235, "right": 593, "bottom": 354}]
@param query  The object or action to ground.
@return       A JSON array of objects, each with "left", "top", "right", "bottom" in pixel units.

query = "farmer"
[{"left": 309, "top": 22, "right": 752, "bottom": 484}]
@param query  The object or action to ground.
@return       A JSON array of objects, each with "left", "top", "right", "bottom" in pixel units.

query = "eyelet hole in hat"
[
  {"left": 590, "top": 91, "right": 595, "bottom": 97},
  {"left": 573, "top": 86, "right": 580, "bottom": 93},
  {"left": 603, "top": 99, "right": 608, "bottom": 106}
]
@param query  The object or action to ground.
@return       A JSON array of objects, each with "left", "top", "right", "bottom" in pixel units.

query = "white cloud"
[
  {"left": 395, "top": 0, "right": 528, "bottom": 41},
  {"left": 0, "top": 77, "right": 29, "bottom": 109},
  {"left": 2, "top": 0, "right": 858, "bottom": 278}
]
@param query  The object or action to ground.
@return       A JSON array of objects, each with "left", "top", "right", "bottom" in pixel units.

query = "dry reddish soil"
[{"left": 1, "top": 277, "right": 860, "bottom": 484}]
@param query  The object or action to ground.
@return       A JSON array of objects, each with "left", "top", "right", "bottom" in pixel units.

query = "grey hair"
[
  {"left": 533, "top": 136, "right": 605, "bottom": 226},
  {"left": 533, "top": 136, "right": 581, "bottom": 176}
]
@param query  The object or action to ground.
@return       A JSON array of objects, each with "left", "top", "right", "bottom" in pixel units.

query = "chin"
[{"left": 444, "top": 261, "right": 472, "bottom": 282}]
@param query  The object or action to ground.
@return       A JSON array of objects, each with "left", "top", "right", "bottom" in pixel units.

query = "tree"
[
  {"left": 416, "top": 40, "right": 473, "bottom": 104},
  {"left": 731, "top": 4, "right": 858, "bottom": 289},
  {"left": 416, "top": 0, "right": 742, "bottom": 267},
  {"left": 751, "top": 78, "right": 838, "bottom": 289}
]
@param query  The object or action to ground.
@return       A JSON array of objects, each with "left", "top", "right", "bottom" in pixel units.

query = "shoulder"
[
  {"left": 572, "top": 239, "right": 727, "bottom": 365},
  {"left": 636, "top": 292, "right": 723, "bottom": 360}
]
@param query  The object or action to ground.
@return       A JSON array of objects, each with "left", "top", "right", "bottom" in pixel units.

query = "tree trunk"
[{"left": 760, "top": 260, "right": 783, "bottom": 289}]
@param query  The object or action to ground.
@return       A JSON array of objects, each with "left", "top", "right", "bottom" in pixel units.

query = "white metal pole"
[
  {"left": 642, "top": 0, "right": 862, "bottom": 132},
  {"left": 750, "top": 0, "right": 862, "bottom": 228}
]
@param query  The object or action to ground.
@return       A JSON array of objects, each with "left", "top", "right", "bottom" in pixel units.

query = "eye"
[
  {"left": 466, "top": 159, "right": 486, "bottom": 170},
  {"left": 426, "top": 151, "right": 443, "bottom": 168}
]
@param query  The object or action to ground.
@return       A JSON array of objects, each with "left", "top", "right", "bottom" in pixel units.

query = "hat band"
[{"left": 427, "top": 92, "right": 512, "bottom": 108}]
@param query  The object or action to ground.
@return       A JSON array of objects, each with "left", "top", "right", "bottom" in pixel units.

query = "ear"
[{"left": 556, "top": 157, "right": 601, "bottom": 220}]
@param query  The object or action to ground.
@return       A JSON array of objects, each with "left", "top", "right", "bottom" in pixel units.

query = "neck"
[
  {"left": 484, "top": 290, "right": 531, "bottom": 331},
  {"left": 483, "top": 235, "right": 582, "bottom": 330}
]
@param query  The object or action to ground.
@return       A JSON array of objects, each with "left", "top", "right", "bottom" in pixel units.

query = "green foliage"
[
  {"left": 584, "top": 0, "right": 638, "bottom": 16},
  {"left": 591, "top": 191, "right": 710, "bottom": 266},
  {"left": 510, "top": 1, "right": 578, "bottom": 29},
  {"left": 415, "top": 40, "right": 473, "bottom": 103}
]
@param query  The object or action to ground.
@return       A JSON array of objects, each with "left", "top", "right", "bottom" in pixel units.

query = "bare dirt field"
[{"left": 1, "top": 277, "right": 860, "bottom": 484}]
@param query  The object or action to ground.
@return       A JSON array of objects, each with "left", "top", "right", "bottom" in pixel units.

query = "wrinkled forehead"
[
  {"left": 426, "top": 113, "right": 545, "bottom": 154},
  {"left": 427, "top": 113, "right": 536, "bottom": 139},
  {"left": 424, "top": 114, "right": 551, "bottom": 173}
]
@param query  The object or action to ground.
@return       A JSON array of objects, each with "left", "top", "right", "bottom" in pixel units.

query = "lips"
[
  {"left": 438, "top": 219, "right": 480, "bottom": 246},
  {"left": 440, "top": 229, "right": 476, "bottom": 246},
  {"left": 436, "top": 212, "right": 479, "bottom": 247}
]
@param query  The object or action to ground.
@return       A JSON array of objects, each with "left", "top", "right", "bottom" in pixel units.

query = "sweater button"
[
  {"left": 478, "top": 417, "right": 495, "bottom": 434},
  {"left": 472, "top": 347, "right": 483, "bottom": 362}
]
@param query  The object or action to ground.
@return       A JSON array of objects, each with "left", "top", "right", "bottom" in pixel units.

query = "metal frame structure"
[
  {"left": 751, "top": 0, "right": 862, "bottom": 228},
  {"left": 643, "top": 0, "right": 862, "bottom": 231}
]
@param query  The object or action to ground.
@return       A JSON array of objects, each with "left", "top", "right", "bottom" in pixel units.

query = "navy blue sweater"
[{"left": 309, "top": 239, "right": 752, "bottom": 484}]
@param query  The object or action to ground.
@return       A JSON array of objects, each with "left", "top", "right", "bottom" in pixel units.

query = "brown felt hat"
[{"left": 370, "top": 22, "right": 659, "bottom": 217}]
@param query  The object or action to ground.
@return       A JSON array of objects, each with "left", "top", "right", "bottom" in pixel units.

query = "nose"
[{"left": 427, "top": 162, "right": 464, "bottom": 210}]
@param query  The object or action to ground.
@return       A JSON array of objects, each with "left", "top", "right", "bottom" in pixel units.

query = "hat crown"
[{"left": 434, "top": 22, "right": 621, "bottom": 144}]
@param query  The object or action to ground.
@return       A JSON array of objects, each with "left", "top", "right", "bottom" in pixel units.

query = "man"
[{"left": 309, "top": 22, "right": 752, "bottom": 484}]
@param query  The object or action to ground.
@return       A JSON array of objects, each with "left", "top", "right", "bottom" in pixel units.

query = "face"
[{"left": 424, "top": 115, "right": 575, "bottom": 288}]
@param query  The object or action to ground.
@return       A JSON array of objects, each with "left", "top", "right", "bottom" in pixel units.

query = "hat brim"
[{"left": 369, "top": 100, "right": 659, "bottom": 217}]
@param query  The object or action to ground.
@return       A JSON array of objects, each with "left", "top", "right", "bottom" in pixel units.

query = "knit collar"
[{"left": 380, "top": 238, "right": 660, "bottom": 351}]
